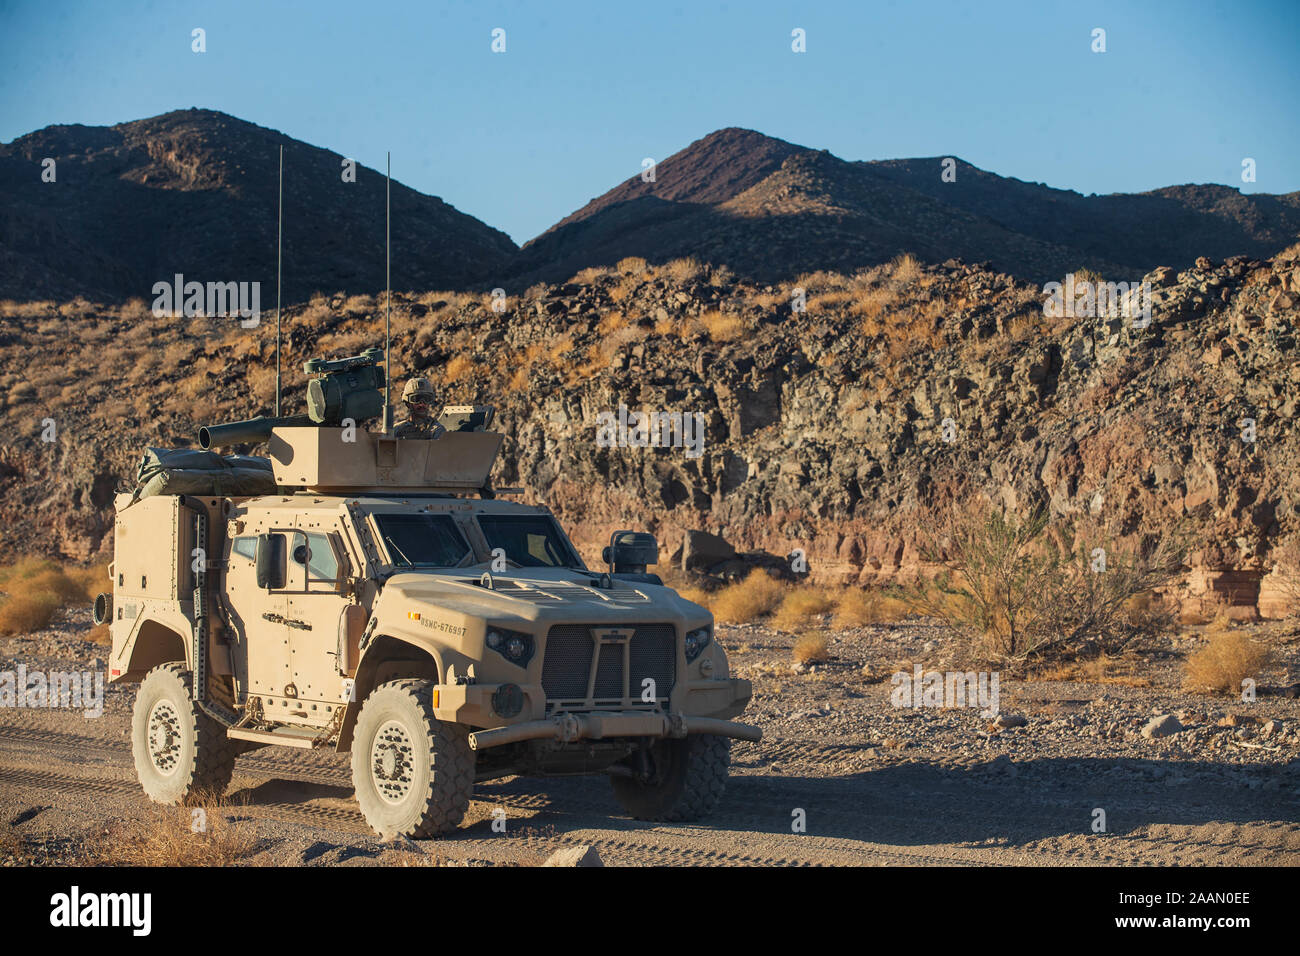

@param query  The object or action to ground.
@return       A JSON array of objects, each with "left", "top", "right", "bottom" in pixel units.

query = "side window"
[
  {"left": 305, "top": 532, "right": 341, "bottom": 583},
  {"left": 232, "top": 537, "right": 257, "bottom": 561},
  {"left": 288, "top": 530, "right": 344, "bottom": 589}
]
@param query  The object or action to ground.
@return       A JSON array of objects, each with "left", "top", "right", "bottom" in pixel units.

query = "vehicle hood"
[{"left": 379, "top": 567, "right": 706, "bottom": 625}]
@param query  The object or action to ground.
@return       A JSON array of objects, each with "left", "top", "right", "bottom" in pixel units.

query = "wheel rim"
[
  {"left": 371, "top": 719, "right": 415, "bottom": 804},
  {"left": 147, "top": 700, "right": 182, "bottom": 776}
]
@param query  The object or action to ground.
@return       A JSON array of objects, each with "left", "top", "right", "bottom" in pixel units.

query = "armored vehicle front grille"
[
  {"left": 540, "top": 625, "right": 594, "bottom": 699},
  {"left": 541, "top": 623, "right": 677, "bottom": 705}
]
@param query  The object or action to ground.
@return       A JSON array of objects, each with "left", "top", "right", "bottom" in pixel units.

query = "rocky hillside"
[
  {"left": 0, "top": 109, "right": 517, "bottom": 302},
  {"left": 2, "top": 247, "right": 1298, "bottom": 618},
  {"left": 514, "top": 128, "right": 1300, "bottom": 286}
]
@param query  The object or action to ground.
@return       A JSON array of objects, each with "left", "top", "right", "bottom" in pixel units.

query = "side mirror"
[
  {"left": 256, "top": 533, "right": 286, "bottom": 589},
  {"left": 603, "top": 530, "right": 659, "bottom": 574}
]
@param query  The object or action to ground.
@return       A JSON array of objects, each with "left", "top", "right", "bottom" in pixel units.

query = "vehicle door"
[
  {"left": 223, "top": 531, "right": 294, "bottom": 699},
  {"left": 284, "top": 526, "right": 359, "bottom": 704}
]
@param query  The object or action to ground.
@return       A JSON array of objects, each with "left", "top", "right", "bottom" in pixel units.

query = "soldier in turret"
[{"left": 393, "top": 377, "right": 445, "bottom": 439}]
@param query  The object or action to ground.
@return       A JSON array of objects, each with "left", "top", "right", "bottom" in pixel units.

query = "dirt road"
[{"left": 2, "top": 618, "right": 1298, "bottom": 866}]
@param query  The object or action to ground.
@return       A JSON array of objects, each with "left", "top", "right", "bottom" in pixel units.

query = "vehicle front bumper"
[
  {"left": 465, "top": 710, "right": 762, "bottom": 750},
  {"left": 432, "top": 676, "right": 756, "bottom": 749}
]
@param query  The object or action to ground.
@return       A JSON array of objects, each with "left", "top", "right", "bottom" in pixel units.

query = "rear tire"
[
  {"left": 611, "top": 734, "right": 730, "bottom": 822},
  {"left": 131, "top": 662, "right": 238, "bottom": 805},
  {"left": 350, "top": 679, "right": 475, "bottom": 838}
]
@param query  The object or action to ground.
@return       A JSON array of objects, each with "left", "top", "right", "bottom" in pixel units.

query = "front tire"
[
  {"left": 131, "top": 662, "right": 238, "bottom": 804},
  {"left": 350, "top": 679, "right": 475, "bottom": 838},
  {"left": 611, "top": 734, "right": 731, "bottom": 822}
]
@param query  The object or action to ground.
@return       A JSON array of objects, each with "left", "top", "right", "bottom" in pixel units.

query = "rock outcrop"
[{"left": 4, "top": 247, "right": 1297, "bottom": 619}]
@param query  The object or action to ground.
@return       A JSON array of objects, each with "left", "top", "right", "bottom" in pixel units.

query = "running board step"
[{"left": 227, "top": 726, "right": 320, "bottom": 749}]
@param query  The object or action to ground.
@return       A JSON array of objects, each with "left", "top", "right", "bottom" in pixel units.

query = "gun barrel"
[{"left": 198, "top": 415, "right": 312, "bottom": 450}]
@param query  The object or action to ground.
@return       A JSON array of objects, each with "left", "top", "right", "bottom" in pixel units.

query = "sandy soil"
[{"left": 2, "top": 610, "right": 1297, "bottom": 866}]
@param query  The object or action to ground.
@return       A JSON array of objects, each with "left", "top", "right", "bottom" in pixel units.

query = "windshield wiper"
[{"left": 384, "top": 536, "right": 415, "bottom": 566}]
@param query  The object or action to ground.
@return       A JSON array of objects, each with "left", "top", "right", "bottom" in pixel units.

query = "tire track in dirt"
[
  {"left": 5, "top": 723, "right": 1292, "bottom": 866},
  {"left": 0, "top": 731, "right": 1013, "bottom": 865}
]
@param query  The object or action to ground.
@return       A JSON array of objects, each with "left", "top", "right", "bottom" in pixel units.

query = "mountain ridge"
[{"left": 3, "top": 110, "right": 1299, "bottom": 302}]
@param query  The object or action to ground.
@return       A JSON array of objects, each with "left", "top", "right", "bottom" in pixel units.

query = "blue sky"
[{"left": 1, "top": 0, "right": 1296, "bottom": 244}]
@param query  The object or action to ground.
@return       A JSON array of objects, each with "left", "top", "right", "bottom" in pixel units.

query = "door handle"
[{"left": 262, "top": 612, "right": 312, "bottom": 630}]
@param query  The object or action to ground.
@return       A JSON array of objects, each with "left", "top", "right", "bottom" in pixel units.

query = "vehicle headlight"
[
  {"left": 486, "top": 627, "right": 534, "bottom": 666},
  {"left": 684, "top": 626, "right": 712, "bottom": 662}
]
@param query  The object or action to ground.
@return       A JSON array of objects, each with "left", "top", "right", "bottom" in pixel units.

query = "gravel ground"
[{"left": 1, "top": 610, "right": 1297, "bottom": 867}]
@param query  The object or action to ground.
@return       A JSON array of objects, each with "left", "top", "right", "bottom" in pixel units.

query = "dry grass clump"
[
  {"left": 340, "top": 294, "right": 375, "bottom": 316},
  {"left": 889, "top": 252, "right": 922, "bottom": 285},
  {"left": 652, "top": 314, "right": 701, "bottom": 341},
  {"left": 661, "top": 257, "right": 703, "bottom": 281},
  {"left": 700, "top": 310, "right": 745, "bottom": 342},
  {"left": 792, "top": 630, "right": 830, "bottom": 664},
  {"left": 616, "top": 256, "right": 649, "bottom": 275},
  {"left": 596, "top": 310, "right": 629, "bottom": 335},
  {"left": 831, "top": 587, "right": 911, "bottom": 627},
  {"left": 0, "top": 558, "right": 108, "bottom": 636},
  {"left": 772, "top": 588, "right": 836, "bottom": 631},
  {"left": 0, "top": 299, "right": 58, "bottom": 319},
  {"left": 1028, "top": 652, "right": 1152, "bottom": 687},
  {"left": 572, "top": 265, "right": 613, "bottom": 284},
  {"left": 508, "top": 342, "right": 546, "bottom": 391},
  {"left": 808, "top": 291, "right": 854, "bottom": 312},
  {"left": 90, "top": 793, "right": 257, "bottom": 866},
  {"left": 1182, "top": 627, "right": 1275, "bottom": 695},
  {"left": 567, "top": 326, "right": 641, "bottom": 383},
  {"left": 441, "top": 354, "right": 478, "bottom": 384},
  {"left": 0, "top": 592, "right": 62, "bottom": 635},
  {"left": 709, "top": 570, "right": 788, "bottom": 624}
]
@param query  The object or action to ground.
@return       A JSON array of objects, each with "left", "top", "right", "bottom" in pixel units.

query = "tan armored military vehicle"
[{"left": 99, "top": 349, "right": 758, "bottom": 838}]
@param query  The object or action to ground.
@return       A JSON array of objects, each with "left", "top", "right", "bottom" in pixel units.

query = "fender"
[
  {"left": 334, "top": 623, "right": 466, "bottom": 752},
  {"left": 111, "top": 608, "right": 194, "bottom": 681}
]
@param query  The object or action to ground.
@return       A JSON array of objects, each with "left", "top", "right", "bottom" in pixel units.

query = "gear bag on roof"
[{"left": 134, "top": 447, "right": 276, "bottom": 500}]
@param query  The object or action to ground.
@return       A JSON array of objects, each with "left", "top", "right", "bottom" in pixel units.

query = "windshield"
[
  {"left": 477, "top": 514, "right": 583, "bottom": 568},
  {"left": 373, "top": 513, "right": 472, "bottom": 568}
]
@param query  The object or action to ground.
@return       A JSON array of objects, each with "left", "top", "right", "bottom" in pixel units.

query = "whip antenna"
[
  {"left": 382, "top": 150, "right": 393, "bottom": 434},
  {"left": 274, "top": 144, "right": 283, "bottom": 416}
]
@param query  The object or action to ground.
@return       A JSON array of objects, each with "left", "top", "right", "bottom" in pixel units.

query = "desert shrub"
[
  {"left": 911, "top": 506, "right": 1061, "bottom": 657},
  {"left": 772, "top": 588, "right": 836, "bottom": 630},
  {"left": 1182, "top": 630, "right": 1274, "bottom": 695},
  {"left": 793, "top": 631, "right": 830, "bottom": 664},
  {"left": 913, "top": 504, "right": 1186, "bottom": 660},
  {"left": 709, "top": 571, "right": 787, "bottom": 624},
  {"left": 1270, "top": 537, "right": 1300, "bottom": 616}
]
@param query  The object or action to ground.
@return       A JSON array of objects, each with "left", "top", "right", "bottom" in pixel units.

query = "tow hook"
[{"left": 557, "top": 713, "right": 581, "bottom": 744}]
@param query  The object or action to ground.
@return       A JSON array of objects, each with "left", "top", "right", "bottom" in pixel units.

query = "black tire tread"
[
  {"left": 350, "top": 679, "right": 474, "bottom": 838},
  {"left": 612, "top": 734, "right": 731, "bottom": 822},
  {"left": 132, "top": 662, "right": 239, "bottom": 804}
]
